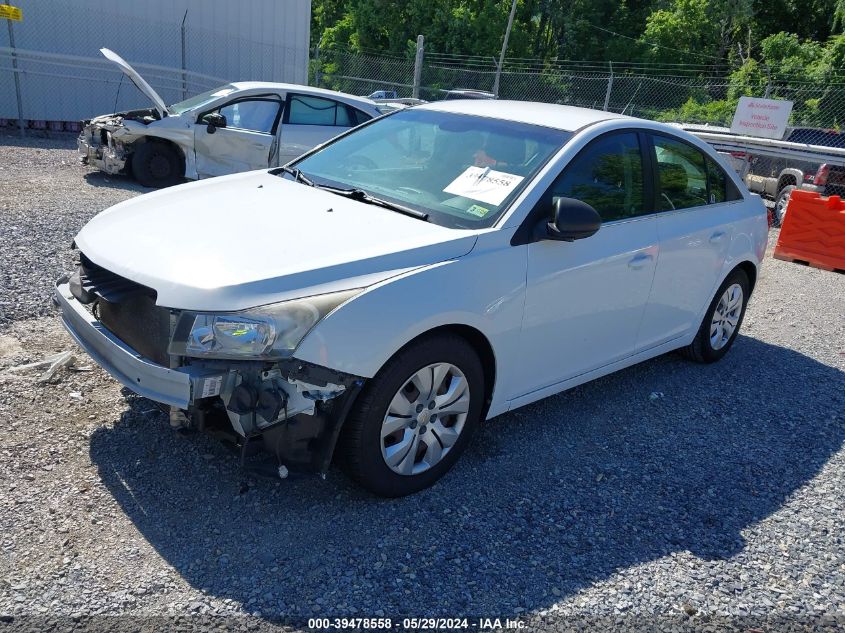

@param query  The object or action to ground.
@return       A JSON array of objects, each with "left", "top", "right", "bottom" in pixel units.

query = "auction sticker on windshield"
[{"left": 444, "top": 167, "right": 524, "bottom": 206}]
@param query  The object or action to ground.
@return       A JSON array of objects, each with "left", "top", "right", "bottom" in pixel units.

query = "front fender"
[
  {"left": 293, "top": 233, "right": 527, "bottom": 417},
  {"left": 119, "top": 119, "right": 198, "bottom": 180}
]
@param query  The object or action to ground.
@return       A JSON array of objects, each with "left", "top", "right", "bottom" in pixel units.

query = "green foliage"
[
  {"left": 657, "top": 97, "right": 738, "bottom": 125},
  {"left": 312, "top": 0, "right": 845, "bottom": 127}
]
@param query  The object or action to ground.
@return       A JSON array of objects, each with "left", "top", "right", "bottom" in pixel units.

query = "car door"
[
  {"left": 277, "top": 93, "right": 370, "bottom": 165},
  {"left": 194, "top": 96, "right": 283, "bottom": 178},
  {"left": 514, "top": 131, "right": 660, "bottom": 397},
  {"left": 636, "top": 133, "right": 742, "bottom": 349}
]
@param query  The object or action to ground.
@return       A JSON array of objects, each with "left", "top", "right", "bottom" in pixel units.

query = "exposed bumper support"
[
  {"left": 78, "top": 131, "right": 127, "bottom": 174},
  {"left": 54, "top": 278, "right": 221, "bottom": 408}
]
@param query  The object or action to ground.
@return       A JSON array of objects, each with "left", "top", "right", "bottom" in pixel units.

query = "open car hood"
[{"left": 100, "top": 48, "right": 169, "bottom": 118}]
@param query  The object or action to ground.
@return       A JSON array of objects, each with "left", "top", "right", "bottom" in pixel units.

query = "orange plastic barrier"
[{"left": 773, "top": 189, "right": 845, "bottom": 273}]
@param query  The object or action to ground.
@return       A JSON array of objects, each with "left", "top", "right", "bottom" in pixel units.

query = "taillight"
[{"left": 814, "top": 164, "right": 830, "bottom": 186}]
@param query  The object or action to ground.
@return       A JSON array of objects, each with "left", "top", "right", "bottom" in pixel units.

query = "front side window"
[
  {"left": 653, "top": 135, "right": 709, "bottom": 211},
  {"left": 217, "top": 99, "right": 280, "bottom": 134},
  {"left": 293, "top": 109, "right": 571, "bottom": 229},
  {"left": 288, "top": 95, "right": 353, "bottom": 126},
  {"left": 547, "top": 132, "right": 645, "bottom": 222}
]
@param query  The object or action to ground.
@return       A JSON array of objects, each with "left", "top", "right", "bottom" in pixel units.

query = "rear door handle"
[
  {"left": 710, "top": 231, "right": 727, "bottom": 243},
  {"left": 628, "top": 252, "right": 654, "bottom": 269}
]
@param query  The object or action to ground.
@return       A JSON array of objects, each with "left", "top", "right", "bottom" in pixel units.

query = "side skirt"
[{"left": 505, "top": 336, "right": 688, "bottom": 413}]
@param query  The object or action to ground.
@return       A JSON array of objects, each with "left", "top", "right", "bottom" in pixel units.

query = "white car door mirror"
[{"left": 541, "top": 197, "right": 602, "bottom": 242}]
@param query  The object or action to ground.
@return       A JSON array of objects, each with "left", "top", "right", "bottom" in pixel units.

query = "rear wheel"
[
  {"left": 340, "top": 334, "right": 484, "bottom": 497},
  {"left": 773, "top": 185, "right": 795, "bottom": 227},
  {"left": 681, "top": 268, "right": 750, "bottom": 363},
  {"left": 131, "top": 141, "right": 183, "bottom": 188}
]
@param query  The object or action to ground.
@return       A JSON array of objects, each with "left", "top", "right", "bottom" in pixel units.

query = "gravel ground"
[{"left": 1, "top": 132, "right": 845, "bottom": 631}]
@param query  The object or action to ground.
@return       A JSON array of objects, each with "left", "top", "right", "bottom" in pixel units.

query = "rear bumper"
[{"left": 54, "top": 278, "right": 222, "bottom": 408}]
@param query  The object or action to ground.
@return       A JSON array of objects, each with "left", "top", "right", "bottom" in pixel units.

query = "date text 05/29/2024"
[{"left": 307, "top": 617, "right": 527, "bottom": 630}]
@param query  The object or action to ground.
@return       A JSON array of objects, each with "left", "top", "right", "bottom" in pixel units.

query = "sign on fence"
[
  {"left": 730, "top": 96, "right": 793, "bottom": 140},
  {"left": 0, "top": 4, "right": 22, "bottom": 21}
]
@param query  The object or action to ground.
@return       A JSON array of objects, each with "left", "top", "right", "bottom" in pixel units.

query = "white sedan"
[
  {"left": 56, "top": 99, "right": 768, "bottom": 496},
  {"left": 78, "top": 49, "right": 383, "bottom": 187}
]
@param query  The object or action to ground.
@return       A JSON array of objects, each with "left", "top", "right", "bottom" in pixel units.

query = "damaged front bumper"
[
  {"left": 78, "top": 124, "right": 127, "bottom": 174},
  {"left": 54, "top": 277, "right": 364, "bottom": 474},
  {"left": 55, "top": 278, "right": 207, "bottom": 408}
]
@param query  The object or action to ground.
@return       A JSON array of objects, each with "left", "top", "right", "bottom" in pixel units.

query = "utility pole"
[
  {"left": 180, "top": 10, "right": 188, "bottom": 100},
  {"left": 313, "top": 36, "right": 323, "bottom": 87},
  {"left": 412, "top": 34, "right": 424, "bottom": 99},
  {"left": 6, "top": 18, "right": 24, "bottom": 137},
  {"left": 493, "top": 0, "right": 518, "bottom": 98},
  {"left": 603, "top": 61, "right": 614, "bottom": 111}
]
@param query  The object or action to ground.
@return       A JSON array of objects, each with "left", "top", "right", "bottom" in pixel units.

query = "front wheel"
[
  {"left": 681, "top": 268, "right": 750, "bottom": 363},
  {"left": 340, "top": 334, "right": 484, "bottom": 497},
  {"left": 131, "top": 141, "right": 183, "bottom": 188}
]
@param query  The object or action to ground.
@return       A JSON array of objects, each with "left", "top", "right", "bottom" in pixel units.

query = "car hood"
[
  {"left": 100, "top": 48, "right": 169, "bottom": 119},
  {"left": 74, "top": 171, "right": 478, "bottom": 311}
]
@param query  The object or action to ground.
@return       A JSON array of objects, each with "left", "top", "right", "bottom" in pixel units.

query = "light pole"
[{"left": 493, "top": 0, "right": 518, "bottom": 98}]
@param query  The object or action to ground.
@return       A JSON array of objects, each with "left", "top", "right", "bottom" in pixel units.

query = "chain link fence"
[
  {"left": 315, "top": 44, "right": 845, "bottom": 209},
  {"left": 318, "top": 49, "right": 845, "bottom": 130},
  {"left": 316, "top": 45, "right": 845, "bottom": 134}
]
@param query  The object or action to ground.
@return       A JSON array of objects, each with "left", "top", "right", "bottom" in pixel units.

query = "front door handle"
[
  {"left": 628, "top": 252, "right": 654, "bottom": 269},
  {"left": 709, "top": 231, "right": 727, "bottom": 243}
]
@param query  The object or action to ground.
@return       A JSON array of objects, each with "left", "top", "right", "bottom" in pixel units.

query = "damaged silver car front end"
[
  {"left": 54, "top": 258, "right": 365, "bottom": 477},
  {"left": 77, "top": 109, "right": 158, "bottom": 175}
]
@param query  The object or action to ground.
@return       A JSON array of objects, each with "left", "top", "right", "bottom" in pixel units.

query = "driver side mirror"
[
  {"left": 539, "top": 197, "right": 602, "bottom": 242},
  {"left": 202, "top": 112, "right": 227, "bottom": 134}
]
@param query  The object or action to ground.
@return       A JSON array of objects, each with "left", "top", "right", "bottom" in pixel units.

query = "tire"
[
  {"left": 131, "top": 141, "right": 183, "bottom": 188},
  {"left": 340, "top": 334, "right": 485, "bottom": 497},
  {"left": 773, "top": 185, "right": 795, "bottom": 227},
  {"left": 681, "top": 268, "right": 750, "bottom": 363}
]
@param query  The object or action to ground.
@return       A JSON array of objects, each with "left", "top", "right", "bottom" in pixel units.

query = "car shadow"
[
  {"left": 89, "top": 336, "right": 845, "bottom": 619},
  {"left": 82, "top": 171, "right": 148, "bottom": 193}
]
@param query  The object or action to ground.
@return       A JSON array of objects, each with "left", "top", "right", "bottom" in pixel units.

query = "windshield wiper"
[
  {"left": 316, "top": 186, "right": 430, "bottom": 221},
  {"left": 277, "top": 165, "right": 314, "bottom": 187}
]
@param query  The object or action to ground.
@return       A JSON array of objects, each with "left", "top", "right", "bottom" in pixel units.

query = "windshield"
[
  {"left": 293, "top": 109, "right": 572, "bottom": 229},
  {"left": 169, "top": 84, "right": 238, "bottom": 115}
]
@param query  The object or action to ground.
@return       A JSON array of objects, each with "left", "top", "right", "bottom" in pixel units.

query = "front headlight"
[{"left": 168, "top": 289, "right": 360, "bottom": 360}]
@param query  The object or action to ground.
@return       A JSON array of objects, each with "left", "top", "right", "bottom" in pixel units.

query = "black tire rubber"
[
  {"left": 340, "top": 334, "right": 484, "bottom": 497},
  {"left": 773, "top": 185, "right": 795, "bottom": 227},
  {"left": 131, "top": 141, "right": 183, "bottom": 188},
  {"left": 681, "top": 268, "right": 750, "bottom": 363}
]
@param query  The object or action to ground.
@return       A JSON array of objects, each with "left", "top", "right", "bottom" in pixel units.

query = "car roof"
[
  {"left": 417, "top": 99, "right": 632, "bottom": 131},
  {"left": 228, "top": 82, "right": 379, "bottom": 110}
]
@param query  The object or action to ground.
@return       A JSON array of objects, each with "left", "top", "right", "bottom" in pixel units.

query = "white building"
[{"left": 0, "top": 0, "right": 311, "bottom": 123}]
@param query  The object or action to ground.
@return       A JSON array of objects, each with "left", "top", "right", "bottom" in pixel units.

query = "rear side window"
[
  {"left": 287, "top": 95, "right": 351, "bottom": 126},
  {"left": 653, "top": 136, "right": 709, "bottom": 211},
  {"left": 349, "top": 108, "right": 373, "bottom": 126},
  {"left": 653, "top": 134, "right": 742, "bottom": 209},
  {"left": 706, "top": 157, "right": 743, "bottom": 203},
  {"left": 548, "top": 132, "right": 645, "bottom": 222}
]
